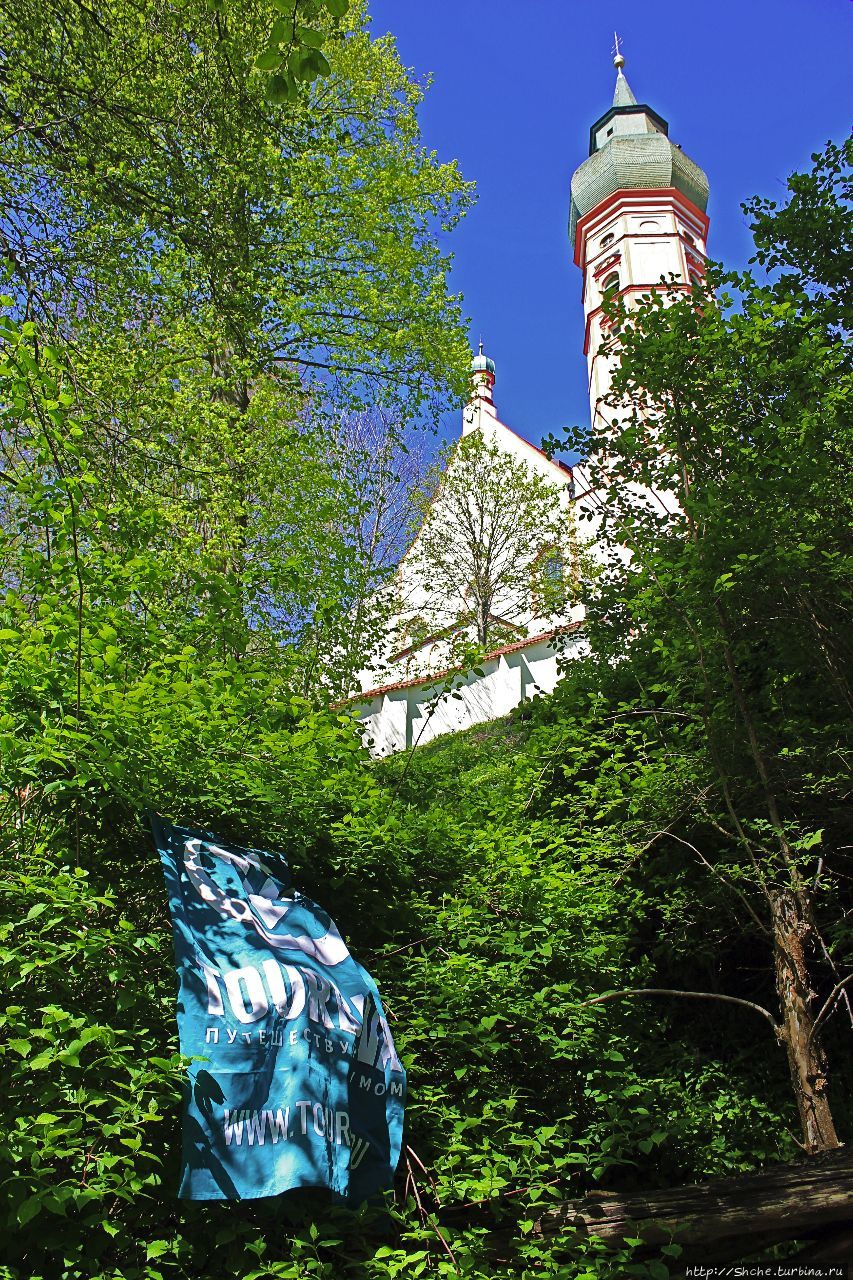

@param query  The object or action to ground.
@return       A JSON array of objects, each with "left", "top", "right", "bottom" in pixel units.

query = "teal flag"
[{"left": 149, "top": 815, "right": 405, "bottom": 1201}]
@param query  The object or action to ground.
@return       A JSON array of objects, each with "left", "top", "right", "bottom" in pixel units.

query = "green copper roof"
[
  {"left": 471, "top": 342, "right": 496, "bottom": 376},
  {"left": 568, "top": 66, "right": 710, "bottom": 243},
  {"left": 570, "top": 133, "right": 709, "bottom": 241}
]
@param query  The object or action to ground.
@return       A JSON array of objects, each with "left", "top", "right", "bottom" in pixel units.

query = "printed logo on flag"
[{"left": 149, "top": 815, "right": 405, "bottom": 1202}]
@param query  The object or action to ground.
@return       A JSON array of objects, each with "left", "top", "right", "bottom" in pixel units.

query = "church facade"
[{"left": 353, "top": 55, "right": 710, "bottom": 757}]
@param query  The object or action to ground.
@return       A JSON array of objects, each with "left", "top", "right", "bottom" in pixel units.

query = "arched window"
[
  {"left": 683, "top": 231, "right": 695, "bottom": 246},
  {"left": 602, "top": 271, "right": 620, "bottom": 294},
  {"left": 536, "top": 549, "right": 567, "bottom": 614},
  {"left": 600, "top": 232, "right": 615, "bottom": 250}
]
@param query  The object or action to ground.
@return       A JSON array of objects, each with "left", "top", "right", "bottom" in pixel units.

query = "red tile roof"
[{"left": 349, "top": 621, "right": 584, "bottom": 704}]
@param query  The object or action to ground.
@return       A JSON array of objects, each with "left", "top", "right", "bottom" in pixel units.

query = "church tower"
[
  {"left": 570, "top": 49, "right": 710, "bottom": 429},
  {"left": 462, "top": 341, "right": 497, "bottom": 436}
]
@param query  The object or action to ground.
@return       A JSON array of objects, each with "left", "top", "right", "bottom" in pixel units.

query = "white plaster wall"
[
  {"left": 584, "top": 195, "right": 703, "bottom": 433},
  {"left": 355, "top": 396, "right": 581, "bottom": 696},
  {"left": 354, "top": 630, "right": 588, "bottom": 758},
  {"left": 583, "top": 197, "right": 706, "bottom": 392}
]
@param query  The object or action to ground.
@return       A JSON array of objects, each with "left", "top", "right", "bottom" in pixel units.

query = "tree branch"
[
  {"left": 581, "top": 987, "right": 780, "bottom": 1033},
  {"left": 808, "top": 973, "right": 853, "bottom": 1046},
  {"left": 666, "top": 832, "right": 771, "bottom": 936}
]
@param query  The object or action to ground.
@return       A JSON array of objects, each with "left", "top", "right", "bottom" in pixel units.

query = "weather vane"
[{"left": 613, "top": 32, "right": 625, "bottom": 70}]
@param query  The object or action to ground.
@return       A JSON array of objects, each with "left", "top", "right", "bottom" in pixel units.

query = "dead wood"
[{"left": 531, "top": 1145, "right": 853, "bottom": 1259}]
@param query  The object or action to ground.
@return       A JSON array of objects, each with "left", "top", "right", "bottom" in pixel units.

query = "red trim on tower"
[
  {"left": 573, "top": 187, "right": 710, "bottom": 267},
  {"left": 582, "top": 282, "right": 693, "bottom": 356},
  {"left": 592, "top": 251, "right": 622, "bottom": 280}
]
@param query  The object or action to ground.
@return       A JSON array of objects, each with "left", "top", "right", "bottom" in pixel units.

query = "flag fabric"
[{"left": 149, "top": 815, "right": 405, "bottom": 1202}]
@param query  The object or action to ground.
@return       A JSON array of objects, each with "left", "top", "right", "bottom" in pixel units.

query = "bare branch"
[
  {"left": 580, "top": 987, "right": 780, "bottom": 1033},
  {"left": 808, "top": 973, "right": 853, "bottom": 1046},
  {"left": 666, "top": 832, "right": 771, "bottom": 936}
]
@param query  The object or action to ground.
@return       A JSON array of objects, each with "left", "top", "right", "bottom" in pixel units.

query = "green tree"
[
  {"left": 406, "top": 431, "right": 580, "bottom": 651},
  {"left": 317, "top": 407, "right": 436, "bottom": 690},
  {"left": 0, "top": 0, "right": 471, "bottom": 411},
  {"left": 0, "top": 0, "right": 472, "bottom": 684},
  {"left": 746, "top": 136, "right": 853, "bottom": 331},
  {"left": 252, "top": 0, "right": 352, "bottom": 104},
  {"left": 0, "top": 6, "right": 479, "bottom": 1270},
  {"left": 554, "top": 137, "right": 853, "bottom": 1153}
]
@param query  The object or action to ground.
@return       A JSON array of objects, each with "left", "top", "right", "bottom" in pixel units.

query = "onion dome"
[
  {"left": 569, "top": 54, "right": 709, "bottom": 243},
  {"left": 471, "top": 340, "right": 496, "bottom": 377}
]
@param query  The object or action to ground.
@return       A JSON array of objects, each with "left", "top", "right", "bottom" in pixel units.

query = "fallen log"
[
  {"left": 789, "top": 1226, "right": 853, "bottom": 1262},
  {"left": 532, "top": 1145, "right": 853, "bottom": 1262}
]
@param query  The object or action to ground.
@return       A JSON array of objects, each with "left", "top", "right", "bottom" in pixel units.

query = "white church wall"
[
  {"left": 581, "top": 188, "right": 708, "bottom": 424},
  {"left": 353, "top": 628, "right": 587, "bottom": 758},
  {"left": 628, "top": 238, "right": 679, "bottom": 285},
  {"left": 357, "top": 379, "right": 582, "bottom": 698}
]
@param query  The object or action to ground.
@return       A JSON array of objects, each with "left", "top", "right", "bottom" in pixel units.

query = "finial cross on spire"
[{"left": 612, "top": 31, "right": 625, "bottom": 70}]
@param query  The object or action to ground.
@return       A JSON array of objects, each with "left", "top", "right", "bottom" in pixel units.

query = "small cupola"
[
  {"left": 469, "top": 341, "right": 496, "bottom": 403},
  {"left": 463, "top": 341, "right": 498, "bottom": 433},
  {"left": 470, "top": 341, "right": 496, "bottom": 378}
]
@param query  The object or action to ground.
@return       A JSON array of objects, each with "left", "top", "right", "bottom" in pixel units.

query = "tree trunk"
[
  {"left": 712, "top": 599, "right": 840, "bottom": 1152},
  {"left": 771, "top": 887, "right": 840, "bottom": 1153},
  {"left": 209, "top": 344, "right": 251, "bottom": 657},
  {"left": 477, "top": 597, "right": 489, "bottom": 648}
]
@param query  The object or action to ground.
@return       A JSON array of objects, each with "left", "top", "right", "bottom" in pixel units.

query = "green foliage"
[
  {"left": 547, "top": 135, "right": 853, "bottom": 1154},
  {"left": 254, "top": 0, "right": 346, "bottom": 102},
  {"left": 0, "top": 0, "right": 472, "bottom": 414},
  {"left": 0, "top": 9, "right": 850, "bottom": 1272},
  {"left": 0, "top": 692, "right": 806, "bottom": 1278},
  {"left": 745, "top": 136, "right": 853, "bottom": 330},
  {"left": 0, "top": 0, "right": 473, "bottom": 702}
]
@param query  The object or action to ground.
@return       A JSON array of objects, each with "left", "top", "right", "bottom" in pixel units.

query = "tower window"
[
  {"left": 600, "top": 232, "right": 614, "bottom": 249},
  {"left": 602, "top": 271, "right": 620, "bottom": 293},
  {"left": 683, "top": 232, "right": 695, "bottom": 245}
]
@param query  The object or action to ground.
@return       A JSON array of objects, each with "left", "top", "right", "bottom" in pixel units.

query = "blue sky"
[{"left": 369, "top": 0, "right": 852, "bottom": 449}]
